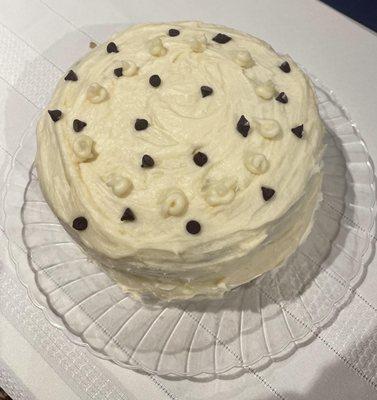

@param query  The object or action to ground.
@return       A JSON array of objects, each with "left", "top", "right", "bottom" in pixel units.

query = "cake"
[{"left": 36, "top": 21, "right": 324, "bottom": 300}]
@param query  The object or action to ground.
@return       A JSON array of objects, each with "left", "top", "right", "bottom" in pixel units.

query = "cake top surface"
[{"left": 37, "top": 21, "right": 323, "bottom": 259}]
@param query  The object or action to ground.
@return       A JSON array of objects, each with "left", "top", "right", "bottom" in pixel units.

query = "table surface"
[{"left": 0, "top": 0, "right": 377, "bottom": 399}]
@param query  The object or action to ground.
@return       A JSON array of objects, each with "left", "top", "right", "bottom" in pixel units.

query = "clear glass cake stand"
[{"left": 3, "top": 77, "right": 376, "bottom": 377}]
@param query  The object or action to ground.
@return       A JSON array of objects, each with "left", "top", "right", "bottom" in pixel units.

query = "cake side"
[{"left": 36, "top": 21, "right": 324, "bottom": 300}]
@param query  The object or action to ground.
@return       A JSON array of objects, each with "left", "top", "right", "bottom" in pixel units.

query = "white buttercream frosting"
[
  {"left": 121, "top": 60, "right": 139, "bottom": 77},
  {"left": 149, "top": 37, "right": 167, "bottom": 57},
  {"left": 202, "top": 177, "right": 238, "bottom": 206},
  {"left": 105, "top": 174, "right": 133, "bottom": 197},
  {"left": 190, "top": 34, "right": 207, "bottom": 52},
  {"left": 257, "top": 118, "right": 281, "bottom": 139},
  {"left": 73, "top": 135, "right": 95, "bottom": 162},
  {"left": 160, "top": 188, "right": 189, "bottom": 217},
  {"left": 36, "top": 21, "right": 324, "bottom": 300},
  {"left": 244, "top": 152, "right": 269, "bottom": 175},
  {"left": 235, "top": 50, "right": 254, "bottom": 68},
  {"left": 86, "top": 83, "right": 108, "bottom": 103},
  {"left": 255, "top": 80, "right": 275, "bottom": 100}
]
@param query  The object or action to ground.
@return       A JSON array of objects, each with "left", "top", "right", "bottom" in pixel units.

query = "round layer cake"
[{"left": 36, "top": 21, "right": 324, "bottom": 300}]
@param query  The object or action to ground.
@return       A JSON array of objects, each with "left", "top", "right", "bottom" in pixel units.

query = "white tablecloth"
[{"left": 1, "top": 0, "right": 377, "bottom": 399}]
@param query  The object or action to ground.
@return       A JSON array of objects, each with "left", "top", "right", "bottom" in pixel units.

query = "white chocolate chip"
[
  {"left": 255, "top": 81, "right": 275, "bottom": 100},
  {"left": 122, "top": 60, "right": 138, "bottom": 77},
  {"left": 257, "top": 118, "right": 281, "bottom": 139},
  {"left": 235, "top": 51, "right": 255, "bottom": 68},
  {"left": 161, "top": 189, "right": 188, "bottom": 217},
  {"left": 149, "top": 38, "right": 167, "bottom": 57},
  {"left": 203, "top": 177, "right": 237, "bottom": 207},
  {"left": 190, "top": 34, "right": 207, "bottom": 53},
  {"left": 86, "top": 83, "right": 108, "bottom": 104},
  {"left": 106, "top": 175, "right": 133, "bottom": 197},
  {"left": 244, "top": 152, "right": 269, "bottom": 174},
  {"left": 73, "top": 135, "right": 95, "bottom": 162}
]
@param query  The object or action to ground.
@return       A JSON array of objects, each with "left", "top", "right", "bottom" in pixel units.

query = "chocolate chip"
[
  {"left": 168, "top": 28, "right": 180, "bottom": 37},
  {"left": 114, "top": 67, "right": 123, "bottom": 77},
  {"left": 279, "top": 61, "right": 291, "bottom": 73},
  {"left": 135, "top": 118, "right": 149, "bottom": 131},
  {"left": 193, "top": 152, "right": 208, "bottom": 167},
  {"left": 186, "top": 220, "right": 201, "bottom": 235},
  {"left": 237, "top": 115, "right": 250, "bottom": 137},
  {"left": 64, "top": 70, "right": 78, "bottom": 81},
  {"left": 291, "top": 124, "right": 304, "bottom": 139},
  {"left": 261, "top": 186, "right": 275, "bottom": 201},
  {"left": 89, "top": 41, "right": 97, "bottom": 49},
  {"left": 275, "top": 92, "right": 288, "bottom": 104},
  {"left": 149, "top": 74, "right": 161, "bottom": 87},
  {"left": 107, "top": 42, "right": 119, "bottom": 53},
  {"left": 212, "top": 33, "right": 232, "bottom": 44},
  {"left": 121, "top": 207, "right": 135, "bottom": 222},
  {"left": 48, "top": 109, "right": 62, "bottom": 122},
  {"left": 72, "top": 216, "right": 88, "bottom": 231},
  {"left": 141, "top": 154, "right": 155, "bottom": 168},
  {"left": 73, "top": 119, "right": 87, "bottom": 132},
  {"left": 200, "top": 86, "right": 213, "bottom": 98}
]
